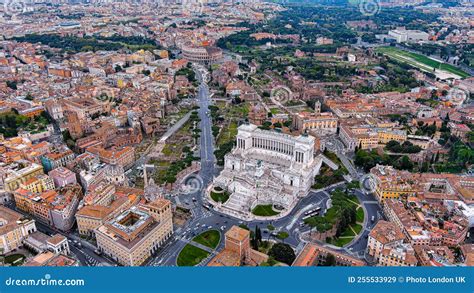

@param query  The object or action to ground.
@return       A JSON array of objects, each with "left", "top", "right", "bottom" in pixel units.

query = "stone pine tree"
[
  {"left": 323, "top": 253, "right": 336, "bottom": 266},
  {"left": 256, "top": 226, "right": 262, "bottom": 246}
]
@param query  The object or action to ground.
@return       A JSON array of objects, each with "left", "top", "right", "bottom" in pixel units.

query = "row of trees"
[
  {"left": 385, "top": 140, "right": 422, "bottom": 154},
  {"left": 13, "top": 34, "right": 159, "bottom": 53},
  {"left": 354, "top": 149, "right": 415, "bottom": 172}
]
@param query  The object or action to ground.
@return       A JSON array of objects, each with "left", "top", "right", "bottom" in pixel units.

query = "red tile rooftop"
[{"left": 47, "top": 234, "right": 67, "bottom": 246}]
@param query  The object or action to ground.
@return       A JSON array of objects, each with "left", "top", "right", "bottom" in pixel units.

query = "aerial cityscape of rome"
[{"left": 1, "top": 0, "right": 474, "bottom": 270}]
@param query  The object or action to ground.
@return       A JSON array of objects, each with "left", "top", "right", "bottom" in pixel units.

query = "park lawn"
[
  {"left": 270, "top": 108, "right": 280, "bottom": 114},
  {"left": 346, "top": 180, "right": 360, "bottom": 189},
  {"left": 153, "top": 168, "right": 168, "bottom": 184},
  {"left": 215, "top": 101, "right": 227, "bottom": 108},
  {"left": 356, "top": 207, "right": 364, "bottom": 223},
  {"left": 252, "top": 205, "right": 280, "bottom": 217},
  {"left": 376, "top": 47, "right": 470, "bottom": 78},
  {"left": 162, "top": 143, "right": 180, "bottom": 157},
  {"left": 217, "top": 121, "right": 238, "bottom": 146},
  {"left": 351, "top": 223, "right": 363, "bottom": 234},
  {"left": 304, "top": 190, "right": 359, "bottom": 233},
  {"left": 340, "top": 227, "right": 356, "bottom": 237},
  {"left": 210, "top": 191, "right": 229, "bottom": 203},
  {"left": 5, "top": 254, "right": 25, "bottom": 266},
  {"left": 157, "top": 161, "right": 171, "bottom": 167},
  {"left": 177, "top": 244, "right": 210, "bottom": 266},
  {"left": 228, "top": 103, "right": 249, "bottom": 118},
  {"left": 339, "top": 222, "right": 363, "bottom": 238},
  {"left": 346, "top": 193, "right": 358, "bottom": 204},
  {"left": 330, "top": 237, "right": 354, "bottom": 247},
  {"left": 192, "top": 230, "right": 221, "bottom": 249},
  {"left": 323, "top": 207, "right": 338, "bottom": 223}
]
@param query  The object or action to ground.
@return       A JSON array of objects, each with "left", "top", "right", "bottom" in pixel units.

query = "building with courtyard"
[{"left": 95, "top": 198, "right": 173, "bottom": 266}]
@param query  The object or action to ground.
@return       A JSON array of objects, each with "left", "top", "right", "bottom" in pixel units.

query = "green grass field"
[
  {"left": 4, "top": 254, "right": 25, "bottom": 266},
  {"left": 340, "top": 227, "right": 356, "bottom": 237},
  {"left": 252, "top": 204, "right": 280, "bottom": 217},
  {"left": 376, "top": 46, "right": 470, "bottom": 78},
  {"left": 192, "top": 230, "right": 221, "bottom": 249},
  {"left": 329, "top": 237, "right": 354, "bottom": 247},
  {"left": 177, "top": 244, "right": 210, "bottom": 266},
  {"left": 210, "top": 191, "right": 230, "bottom": 203},
  {"left": 216, "top": 121, "right": 238, "bottom": 146},
  {"left": 356, "top": 207, "right": 364, "bottom": 223},
  {"left": 351, "top": 223, "right": 363, "bottom": 234}
]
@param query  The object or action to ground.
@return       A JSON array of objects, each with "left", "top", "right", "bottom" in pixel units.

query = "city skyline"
[{"left": 0, "top": 0, "right": 473, "bottom": 271}]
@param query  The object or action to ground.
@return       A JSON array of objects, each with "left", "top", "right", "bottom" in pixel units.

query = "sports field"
[{"left": 376, "top": 46, "right": 470, "bottom": 79}]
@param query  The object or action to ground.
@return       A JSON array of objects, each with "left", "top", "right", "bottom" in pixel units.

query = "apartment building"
[
  {"left": 293, "top": 111, "right": 338, "bottom": 135},
  {"left": 84, "top": 182, "right": 116, "bottom": 206},
  {"left": 383, "top": 199, "right": 469, "bottom": 247},
  {"left": 370, "top": 165, "right": 418, "bottom": 203},
  {"left": 40, "top": 148, "right": 75, "bottom": 172},
  {"left": 340, "top": 124, "right": 407, "bottom": 151},
  {"left": 20, "top": 174, "right": 55, "bottom": 193},
  {"left": 378, "top": 243, "right": 418, "bottom": 267},
  {"left": 86, "top": 145, "right": 135, "bottom": 170},
  {"left": 0, "top": 206, "right": 37, "bottom": 253},
  {"left": 3, "top": 161, "right": 44, "bottom": 192},
  {"left": 292, "top": 243, "right": 365, "bottom": 266},
  {"left": 13, "top": 184, "right": 82, "bottom": 231},
  {"left": 367, "top": 220, "right": 406, "bottom": 261},
  {"left": 48, "top": 167, "right": 77, "bottom": 189}
]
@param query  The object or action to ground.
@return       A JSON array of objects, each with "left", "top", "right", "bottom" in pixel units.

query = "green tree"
[
  {"left": 256, "top": 226, "right": 262, "bottom": 245},
  {"left": 322, "top": 253, "right": 336, "bottom": 266},
  {"left": 398, "top": 155, "right": 414, "bottom": 171},
  {"left": 268, "top": 243, "right": 295, "bottom": 265},
  {"left": 277, "top": 231, "right": 289, "bottom": 242},
  {"left": 468, "top": 131, "right": 474, "bottom": 145}
]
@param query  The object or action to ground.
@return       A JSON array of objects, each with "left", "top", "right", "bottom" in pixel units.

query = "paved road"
[
  {"left": 149, "top": 66, "right": 221, "bottom": 266},
  {"left": 149, "top": 67, "right": 331, "bottom": 266},
  {"left": 344, "top": 189, "right": 383, "bottom": 261},
  {"left": 4, "top": 202, "right": 114, "bottom": 267},
  {"left": 148, "top": 67, "right": 383, "bottom": 267}
]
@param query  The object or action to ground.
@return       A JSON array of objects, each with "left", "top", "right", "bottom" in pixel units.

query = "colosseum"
[{"left": 181, "top": 42, "right": 223, "bottom": 65}]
